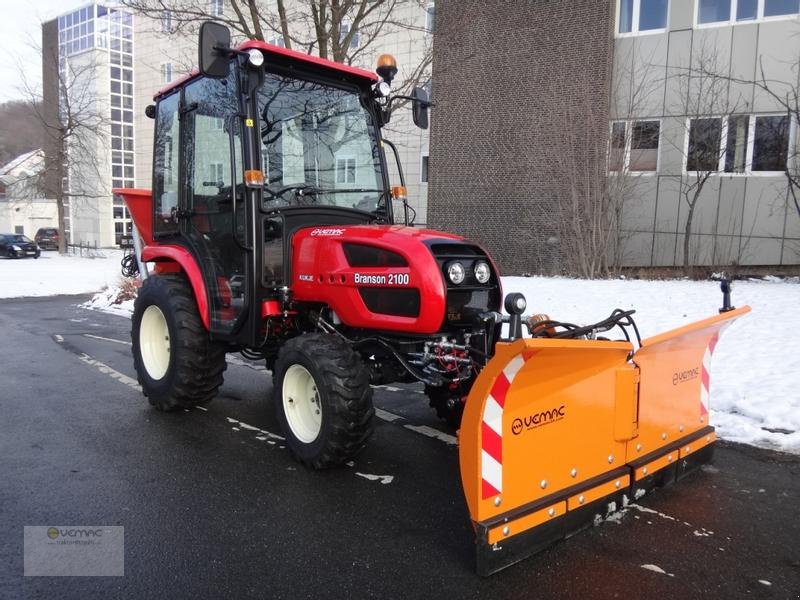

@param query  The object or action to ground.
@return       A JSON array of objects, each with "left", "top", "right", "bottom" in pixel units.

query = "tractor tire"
[
  {"left": 273, "top": 333, "right": 373, "bottom": 468},
  {"left": 131, "top": 274, "right": 226, "bottom": 411},
  {"left": 426, "top": 385, "right": 465, "bottom": 430}
]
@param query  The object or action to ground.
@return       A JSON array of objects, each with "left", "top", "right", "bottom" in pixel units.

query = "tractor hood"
[{"left": 291, "top": 224, "right": 502, "bottom": 334}]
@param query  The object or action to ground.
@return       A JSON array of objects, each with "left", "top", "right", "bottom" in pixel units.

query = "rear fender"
[{"left": 142, "top": 245, "right": 210, "bottom": 330}]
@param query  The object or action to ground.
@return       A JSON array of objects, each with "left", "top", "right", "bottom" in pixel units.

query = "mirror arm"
[{"left": 384, "top": 94, "right": 433, "bottom": 111}]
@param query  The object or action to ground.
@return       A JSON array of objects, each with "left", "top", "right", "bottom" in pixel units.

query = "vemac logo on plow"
[{"left": 511, "top": 405, "right": 566, "bottom": 435}]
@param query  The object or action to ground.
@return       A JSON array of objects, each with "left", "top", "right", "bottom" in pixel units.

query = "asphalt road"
[{"left": 1, "top": 295, "right": 798, "bottom": 599}]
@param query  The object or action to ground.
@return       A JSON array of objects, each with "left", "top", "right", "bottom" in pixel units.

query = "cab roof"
[{"left": 154, "top": 39, "right": 378, "bottom": 100}]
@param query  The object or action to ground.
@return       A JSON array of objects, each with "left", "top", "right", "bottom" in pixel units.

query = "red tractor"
[
  {"left": 119, "top": 22, "right": 503, "bottom": 468},
  {"left": 118, "top": 22, "right": 750, "bottom": 574}
]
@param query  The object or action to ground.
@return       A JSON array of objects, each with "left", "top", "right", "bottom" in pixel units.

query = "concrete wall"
[
  {"left": 428, "top": 0, "right": 800, "bottom": 271},
  {"left": 613, "top": 0, "right": 800, "bottom": 266}
]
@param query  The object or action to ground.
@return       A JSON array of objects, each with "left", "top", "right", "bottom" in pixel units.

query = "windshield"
[
  {"left": 257, "top": 72, "right": 385, "bottom": 214},
  {"left": 8, "top": 235, "right": 32, "bottom": 243}
]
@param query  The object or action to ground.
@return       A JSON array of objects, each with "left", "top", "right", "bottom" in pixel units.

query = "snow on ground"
[
  {"left": 1, "top": 250, "right": 798, "bottom": 454},
  {"left": 504, "top": 275, "right": 800, "bottom": 454},
  {"left": 0, "top": 249, "right": 126, "bottom": 298}
]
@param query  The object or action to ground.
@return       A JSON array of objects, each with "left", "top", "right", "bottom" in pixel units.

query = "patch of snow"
[
  {"left": 641, "top": 564, "right": 668, "bottom": 575},
  {"left": 758, "top": 580, "right": 771, "bottom": 586},
  {"left": 355, "top": 472, "right": 394, "bottom": 485},
  {"left": 0, "top": 250, "right": 126, "bottom": 298}
]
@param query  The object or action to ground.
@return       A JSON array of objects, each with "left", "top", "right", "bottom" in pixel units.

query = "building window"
[
  {"left": 161, "top": 63, "right": 172, "bottom": 84},
  {"left": 426, "top": 2, "right": 435, "bottom": 34},
  {"left": 724, "top": 115, "right": 749, "bottom": 172},
  {"left": 336, "top": 157, "right": 356, "bottom": 184},
  {"left": 208, "top": 162, "right": 225, "bottom": 186},
  {"left": 764, "top": 0, "right": 799, "bottom": 17},
  {"left": 210, "top": 0, "right": 224, "bottom": 17},
  {"left": 683, "top": 114, "right": 789, "bottom": 173},
  {"left": 696, "top": 0, "right": 798, "bottom": 24},
  {"left": 752, "top": 115, "right": 789, "bottom": 171},
  {"left": 630, "top": 121, "right": 660, "bottom": 171},
  {"left": 339, "top": 22, "right": 360, "bottom": 49},
  {"left": 610, "top": 120, "right": 661, "bottom": 171},
  {"left": 420, "top": 153, "right": 429, "bottom": 183},
  {"left": 160, "top": 10, "right": 172, "bottom": 33},
  {"left": 687, "top": 118, "right": 723, "bottom": 171},
  {"left": 618, "top": 0, "right": 669, "bottom": 34}
]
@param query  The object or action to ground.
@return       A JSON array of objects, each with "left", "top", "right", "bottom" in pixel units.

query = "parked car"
[
  {"left": 0, "top": 233, "right": 41, "bottom": 258},
  {"left": 34, "top": 227, "right": 60, "bottom": 250}
]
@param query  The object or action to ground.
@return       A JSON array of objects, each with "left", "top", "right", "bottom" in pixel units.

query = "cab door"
[{"left": 180, "top": 73, "right": 249, "bottom": 335}]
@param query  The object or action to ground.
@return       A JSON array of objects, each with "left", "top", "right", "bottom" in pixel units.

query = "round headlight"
[
  {"left": 474, "top": 261, "right": 491, "bottom": 284},
  {"left": 247, "top": 48, "right": 265, "bottom": 67},
  {"left": 447, "top": 261, "right": 465, "bottom": 285}
]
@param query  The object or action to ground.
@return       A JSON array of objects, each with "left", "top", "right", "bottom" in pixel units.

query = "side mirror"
[
  {"left": 199, "top": 21, "right": 232, "bottom": 79},
  {"left": 411, "top": 86, "right": 429, "bottom": 130}
]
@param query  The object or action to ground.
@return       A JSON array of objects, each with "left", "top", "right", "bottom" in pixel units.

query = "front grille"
[
  {"left": 359, "top": 288, "right": 420, "bottom": 318},
  {"left": 429, "top": 241, "right": 501, "bottom": 323}
]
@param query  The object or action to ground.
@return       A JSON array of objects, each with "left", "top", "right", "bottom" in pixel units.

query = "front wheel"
[
  {"left": 131, "top": 274, "right": 226, "bottom": 411},
  {"left": 273, "top": 333, "right": 373, "bottom": 468}
]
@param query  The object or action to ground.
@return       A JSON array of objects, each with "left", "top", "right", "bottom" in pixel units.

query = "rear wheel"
[
  {"left": 131, "top": 274, "right": 226, "bottom": 411},
  {"left": 273, "top": 333, "right": 373, "bottom": 468}
]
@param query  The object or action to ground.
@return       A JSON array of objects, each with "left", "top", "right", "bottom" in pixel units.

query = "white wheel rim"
[
  {"left": 140, "top": 305, "right": 171, "bottom": 380},
  {"left": 282, "top": 364, "right": 322, "bottom": 443}
]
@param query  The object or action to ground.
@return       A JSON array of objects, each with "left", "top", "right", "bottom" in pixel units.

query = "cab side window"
[{"left": 152, "top": 92, "right": 180, "bottom": 236}]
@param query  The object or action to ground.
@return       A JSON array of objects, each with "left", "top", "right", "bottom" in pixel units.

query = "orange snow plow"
[{"left": 459, "top": 300, "right": 749, "bottom": 575}]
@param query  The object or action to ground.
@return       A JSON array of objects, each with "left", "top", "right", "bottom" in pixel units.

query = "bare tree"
[
  {"left": 123, "top": 0, "right": 432, "bottom": 89},
  {"left": 0, "top": 100, "right": 47, "bottom": 167},
  {"left": 534, "top": 47, "right": 659, "bottom": 279},
  {"left": 20, "top": 44, "right": 109, "bottom": 253},
  {"left": 721, "top": 54, "right": 800, "bottom": 222},
  {"left": 663, "top": 42, "right": 745, "bottom": 275}
]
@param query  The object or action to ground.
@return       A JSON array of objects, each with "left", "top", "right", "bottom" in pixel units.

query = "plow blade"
[{"left": 459, "top": 306, "right": 749, "bottom": 575}]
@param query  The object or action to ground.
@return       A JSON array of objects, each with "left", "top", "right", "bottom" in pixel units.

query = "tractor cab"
[{"left": 133, "top": 22, "right": 428, "bottom": 345}]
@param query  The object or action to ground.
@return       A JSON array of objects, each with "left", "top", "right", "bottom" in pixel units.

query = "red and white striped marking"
[
  {"left": 700, "top": 324, "right": 731, "bottom": 416},
  {"left": 481, "top": 354, "right": 528, "bottom": 499}
]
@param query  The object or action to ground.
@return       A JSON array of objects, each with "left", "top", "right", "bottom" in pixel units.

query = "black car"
[
  {"left": 0, "top": 233, "right": 41, "bottom": 258},
  {"left": 34, "top": 227, "right": 60, "bottom": 250}
]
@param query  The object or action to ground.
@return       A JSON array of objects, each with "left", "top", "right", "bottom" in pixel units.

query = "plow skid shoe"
[{"left": 458, "top": 306, "right": 749, "bottom": 576}]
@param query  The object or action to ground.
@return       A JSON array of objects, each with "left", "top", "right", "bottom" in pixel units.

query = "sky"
[{"left": 0, "top": 0, "right": 88, "bottom": 103}]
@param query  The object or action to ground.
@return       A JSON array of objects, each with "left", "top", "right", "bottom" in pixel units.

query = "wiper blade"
[{"left": 266, "top": 185, "right": 385, "bottom": 201}]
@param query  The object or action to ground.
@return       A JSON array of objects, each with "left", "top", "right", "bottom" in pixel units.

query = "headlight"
[
  {"left": 446, "top": 261, "right": 465, "bottom": 285},
  {"left": 474, "top": 261, "right": 491, "bottom": 284},
  {"left": 12, "top": 245, "right": 21, "bottom": 251}
]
